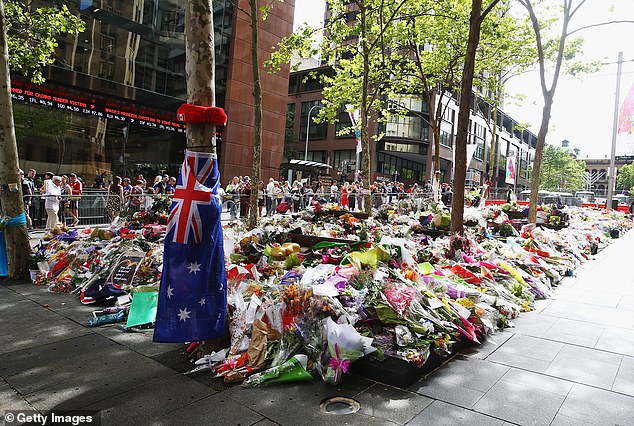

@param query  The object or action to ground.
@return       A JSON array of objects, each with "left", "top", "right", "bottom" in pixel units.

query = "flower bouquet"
[
  {"left": 242, "top": 354, "right": 312, "bottom": 387},
  {"left": 322, "top": 317, "right": 375, "bottom": 385}
]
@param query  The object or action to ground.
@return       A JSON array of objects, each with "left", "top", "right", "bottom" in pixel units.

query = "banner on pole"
[
  {"left": 505, "top": 155, "right": 516, "bottom": 185},
  {"left": 346, "top": 105, "right": 362, "bottom": 154},
  {"left": 618, "top": 83, "right": 634, "bottom": 134}
]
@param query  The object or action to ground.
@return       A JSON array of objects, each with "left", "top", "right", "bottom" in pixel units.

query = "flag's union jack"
[{"left": 166, "top": 152, "right": 215, "bottom": 244}]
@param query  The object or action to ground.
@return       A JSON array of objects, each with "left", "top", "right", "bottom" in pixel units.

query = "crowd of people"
[
  {"left": 17, "top": 167, "right": 501, "bottom": 228},
  {"left": 218, "top": 176, "right": 456, "bottom": 219},
  {"left": 19, "top": 170, "right": 181, "bottom": 230},
  {"left": 20, "top": 169, "right": 83, "bottom": 230}
]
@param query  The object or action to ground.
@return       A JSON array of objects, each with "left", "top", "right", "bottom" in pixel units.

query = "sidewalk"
[{"left": 2, "top": 230, "right": 634, "bottom": 425}]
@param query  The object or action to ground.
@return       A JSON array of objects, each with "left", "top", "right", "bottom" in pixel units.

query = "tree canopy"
[
  {"left": 617, "top": 162, "right": 634, "bottom": 193},
  {"left": 5, "top": 0, "right": 84, "bottom": 83},
  {"left": 539, "top": 144, "right": 585, "bottom": 192}
]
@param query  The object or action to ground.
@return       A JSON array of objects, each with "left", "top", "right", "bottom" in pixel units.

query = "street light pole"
[
  {"left": 304, "top": 104, "right": 323, "bottom": 161},
  {"left": 607, "top": 51, "right": 623, "bottom": 210}
]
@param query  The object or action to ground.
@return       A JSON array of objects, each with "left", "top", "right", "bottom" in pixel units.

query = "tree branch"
[{"left": 568, "top": 20, "right": 634, "bottom": 36}]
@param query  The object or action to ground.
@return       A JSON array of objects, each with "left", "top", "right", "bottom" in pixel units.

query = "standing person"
[
  {"left": 153, "top": 175, "right": 165, "bottom": 194},
  {"left": 257, "top": 181, "right": 265, "bottom": 216},
  {"left": 349, "top": 182, "right": 357, "bottom": 212},
  {"left": 265, "top": 178, "right": 275, "bottom": 215},
  {"left": 165, "top": 177, "right": 176, "bottom": 195},
  {"left": 506, "top": 184, "right": 516, "bottom": 203},
  {"left": 40, "top": 171, "right": 54, "bottom": 227},
  {"left": 290, "top": 181, "right": 302, "bottom": 212},
  {"left": 240, "top": 177, "right": 252, "bottom": 218},
  {"left": 44, "top": 176, "right": 62, "bottom": 230},
  {"left": 273, "top": 181, "right": 283, "bottom": 209},
  {"left": 59, "top": 175, "right": 72, "bottom": 225},
  {"left": 106, "top": 176, "right": 124, "bottom": 224},
  {"left": 68, "top": 173, "right": 82, "bottom": 226},
  {"left": 130, "top": 179, "right": 145, "bottom": 213},
  {"left": 20, "top": 170, "right": 33, "bottom": 229},
  {"left": 330, "top": 181, "right": 339, "bottom": 204},
  {"left": 225, "top": 176, "right": 240, "bottom": 220},
  {"left": 340, "top": 182, "right": 350, "bottom": 210},
  {"left": 136, "top": 174, "right": 146, "bottom": 188},
  {"left": 25, "top": 169, "right": 37, "bottom": 227}
]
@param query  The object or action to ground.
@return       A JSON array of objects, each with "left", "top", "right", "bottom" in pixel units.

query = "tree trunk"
[
  {"left": 361, "top": 6, "right": 372, "bottom": 214},
  {"left": 488, "top": 101, "right": 499, "bottom": 184},
  {"left": 248, "top": 0, "right": 262, "bottom": 230},
  {"left": 527, "top": 98, "right": 552, "bottom": 223},
  {"left": 0, "top": 0, "right": 30, "bottom": 279},
  {"left": 451, "top": 0, "right": 484, "bottom": 235},
  {"left": 184, "top": 0, "right": 216, "bottom": 152}
]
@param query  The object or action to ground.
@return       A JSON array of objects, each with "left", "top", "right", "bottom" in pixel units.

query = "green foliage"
[
  {"left": 5, "top": 1, "right": 84, "bottom": 83},
  {"left": 539, "top": 144, "right": 585, "bottom": 192},
  {"left": 617, "top": 162, "right": 634, "bottom": 192}
]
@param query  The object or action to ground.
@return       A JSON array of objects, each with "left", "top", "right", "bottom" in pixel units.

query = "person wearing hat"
[{"left": 44, "top": 176, "right": 62, "bottom": 230}]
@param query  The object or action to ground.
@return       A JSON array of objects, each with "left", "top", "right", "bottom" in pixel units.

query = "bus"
[{"left": 574, "top": 191, "right": 595, "bottom": 203}]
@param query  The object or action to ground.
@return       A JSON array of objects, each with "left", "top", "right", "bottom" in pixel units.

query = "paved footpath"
[{"left": 2, "top": 229, "right": 634, "bottom": 426}]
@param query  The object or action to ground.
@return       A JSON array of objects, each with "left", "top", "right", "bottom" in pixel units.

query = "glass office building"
[{"left": 12, "top": 0, "right": 291, "bottom": 186}]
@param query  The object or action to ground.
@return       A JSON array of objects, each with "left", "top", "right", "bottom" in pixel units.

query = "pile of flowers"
[{"left": 28, "top": 201, "right": 632, "bottom": 387}]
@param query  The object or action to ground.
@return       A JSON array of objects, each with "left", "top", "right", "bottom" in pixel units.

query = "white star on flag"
[
  {"left": 178, "top": 308, "right": 191, "bottom": 322},
  {"left": 198, "top": 298, "right": 206, "bottom": 306},
  {"left": 187, "top": 261, "right": 201, "bottom": 274},
  {"left": 167, "top": 285, "right": 174, "bottom": 299}
]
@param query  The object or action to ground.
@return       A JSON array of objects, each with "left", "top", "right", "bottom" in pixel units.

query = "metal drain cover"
[{"left": 320, "top": 396, "right": 361, "bottom": 415}]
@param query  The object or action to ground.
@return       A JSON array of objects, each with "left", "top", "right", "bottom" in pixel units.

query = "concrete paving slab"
[
  {"left": 81, "top": 374, "right": 217, "bottom": 426},
  {"left": 93, "top": 326, "right": 183, "bottom": 357},
  {"left": 540, "top": 300, "right": 592, "bottom": 321},
  {"left": 149, "top": 392, "right": 263, "bottom": 426},
  {"left": 490, "top": 334, "right": 565, "bottom": 362},
  {"left": 0, "top": 310, "right": 91, "bottom": 354},
  {"left": 409, "top": 356, "right": 508, "bottom": 408},
  {"left": 508, "top": 312, "right": 557, "bottom": 338},
  {"left": 0, "top": 333, "right": 121, "bottom": 377},
  {"left": 612, "top": 355, "right": 634, "bottom": 397},
  {"left": 221, "top": 375, "right": 381, "bottom": 426},
  {"left": 594, "top": 326, "right": 634, "bottom": 357},
  {"left": 0, "top": 378, "right": 33, "bottom": 411},
  {"left": 21, "top": 356, "right": 179, "bottom": 412},
  {"left": 543, "top": 317, "right": 605, "bottom": 348},
  {"left": 354, "top": 383, "right": 433, "bottom": 424},
  {"left": 549, "top": 413, "right": 598, "bottom": 426},
  {"left": 582, "top": 305, "right": 634, "bottom": 328},
  {"left": 472, "top": 380, "right": 565, "bottom": 426},
  {"left": 558, "top": 383, "right": 634, "bottom": 425},
  {"left": 499, "top": 367, "right": 573, "bottom": 397},
  {"left": 408, "top": 400, "right": 505, "bottom": 426},
  {"left": 459, "top": 330, "right": 514, "bottom": 360},
  {"left": 544, "top": 344, "right": 623, "bottom": 389}
]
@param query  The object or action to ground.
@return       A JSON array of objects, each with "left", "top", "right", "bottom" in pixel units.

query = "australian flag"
[{"left": 153, "top": 150, "right": 226, "bottom": 342}]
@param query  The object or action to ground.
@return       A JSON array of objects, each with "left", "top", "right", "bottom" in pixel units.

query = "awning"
[{"left": 289, "top": 159, "right": 332, "bottom": 169}]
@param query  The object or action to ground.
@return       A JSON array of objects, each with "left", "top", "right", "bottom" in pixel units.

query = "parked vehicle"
[{"left": 574, "top": 191, "right": 596, "bottom": 203}]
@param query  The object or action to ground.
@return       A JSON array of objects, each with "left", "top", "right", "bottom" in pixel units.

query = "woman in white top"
[{"left": 44, "top": 176, "right": 62, "bottom": 230}]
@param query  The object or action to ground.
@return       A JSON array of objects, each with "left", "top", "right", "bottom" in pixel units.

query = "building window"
[
  {"left": 334, "top": 150, "right": 355, "bottom": 171},
  {"left": 299, "top": 101, "right": 327, "bottom": 141},
  {"left": 474, "top": 142, "right": 484, "bottom": 160},
  {"left": 335, "top": 109, "right": 354, "bottom": 138},
  {"left": 385, "top": 115, "right": 427, "bottom": 140},
  {"left": 383, "top": 141, "right": 423, "bottom": 155},
  {"left": 439, "top": 130, "right": 452, "bottom": 148},
  {"left": 306, "top": 151, "right": 326, "bottom": 164}
]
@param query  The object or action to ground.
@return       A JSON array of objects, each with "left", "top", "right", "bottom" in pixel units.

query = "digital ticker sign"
[{"left": 10, "top": 79, "right": 185, "bottom": 133}]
